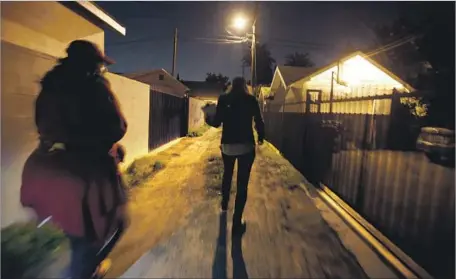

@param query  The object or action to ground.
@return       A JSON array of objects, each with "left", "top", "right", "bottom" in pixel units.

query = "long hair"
[{"left": 229, "top": 77, "right": 249, "bottom": 95}]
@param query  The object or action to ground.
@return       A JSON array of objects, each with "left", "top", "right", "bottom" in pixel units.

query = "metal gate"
[{"left": 149, "top": 90, "right": 188, "bottom": 150}]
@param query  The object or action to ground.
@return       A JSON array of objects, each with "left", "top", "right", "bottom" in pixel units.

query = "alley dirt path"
[
  {"left": 119, "top": 132, "right": 381, "bottom": 278},
  {"left": 107, "top": 128, "right": 221, "bottom": 277}
]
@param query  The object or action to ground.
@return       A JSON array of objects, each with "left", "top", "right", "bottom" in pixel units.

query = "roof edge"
[
  {"left": 74, "top": 1, "right": 126, "bottom": 36},
  {"left": 273, "top": 66, "right": 288, "bottom": 88},
  {"left": 291, "top": 51, "right": 415, "bottom": 92}
]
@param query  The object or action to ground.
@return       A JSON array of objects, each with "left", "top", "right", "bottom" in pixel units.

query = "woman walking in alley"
[
  {"left": 206, "top": 77, "right": 265, "bottom": 234},
  {"left": 20, "top": 40, "right": 128, "bottom": 279}
]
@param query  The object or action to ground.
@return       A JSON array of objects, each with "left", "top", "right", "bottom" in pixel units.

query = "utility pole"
[
  {"left": 251, "top": 2, "right": 259, "bottom": 88},
  {"left": 172, "top": 28, "right": 178, "bottom": 77},
  {"left": 251, "top": 24, "right": 256, "bottom": 87}
]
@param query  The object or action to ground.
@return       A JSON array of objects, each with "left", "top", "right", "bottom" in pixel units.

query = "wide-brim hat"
[{"left": 66, "top": 40, "right": 115, "bottom": 65}]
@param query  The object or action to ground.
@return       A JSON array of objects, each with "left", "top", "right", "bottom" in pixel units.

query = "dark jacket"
[
  {"left": 21, "top": 63, "right": 127, "bottom": 244},
  {"left": 212, "top": 92, "right": 265, "bottom": 144}
]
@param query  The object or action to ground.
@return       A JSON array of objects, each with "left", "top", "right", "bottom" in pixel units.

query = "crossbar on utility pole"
[{"left": 172, "top": 28, "right": 178, "bottom": 77}]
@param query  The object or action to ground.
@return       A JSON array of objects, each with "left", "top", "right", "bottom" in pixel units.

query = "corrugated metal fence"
[{"left": 264, "top": 90, "right": 455, "bottom": 279}]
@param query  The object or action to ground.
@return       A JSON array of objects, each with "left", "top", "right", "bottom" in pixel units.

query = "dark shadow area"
[
  {"left": 212, "top": 212, "right": 227, "bottom": 279},
  {"left": 231, "top": 232, "right": 248, "bottom": 279}
]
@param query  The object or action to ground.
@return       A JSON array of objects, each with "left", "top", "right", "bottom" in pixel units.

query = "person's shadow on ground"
[
  {"left": 231, "top": 230, "right": 248, "bottom": 279},
  {"left": 212, "top": 212, "right": 227, "bottom": 279},
  {"left": 211, "top": 212, "right": 248, "bottom": 279}
]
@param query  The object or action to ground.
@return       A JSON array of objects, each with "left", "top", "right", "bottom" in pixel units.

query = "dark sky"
[{"left": 96, "top": 1, "right": 400, "bottom": 81}]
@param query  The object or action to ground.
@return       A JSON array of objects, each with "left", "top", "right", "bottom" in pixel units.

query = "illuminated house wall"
[
  {"left": 274, "top": 53, "right": 412, "bottom": 116},
  {"left": 301, "top": 54, "right": 410, "bottom": 115}
]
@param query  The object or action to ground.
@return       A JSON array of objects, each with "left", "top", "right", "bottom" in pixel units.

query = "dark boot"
[{"left": 232, "top": 215, "right": 246, "bottom": 235}]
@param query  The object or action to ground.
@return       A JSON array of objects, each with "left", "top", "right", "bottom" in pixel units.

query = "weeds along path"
[{"left": 107, "top": 128, "right": 222, "bottom": 277}]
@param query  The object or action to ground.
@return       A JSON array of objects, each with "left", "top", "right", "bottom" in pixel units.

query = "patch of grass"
[
  {"left": 187, "top": 124, "right": 211, "bottom": 138},
  {"left": 123, "top": 156, "right": 169, "bottom": 189},
  {"left": 1, "top": 222, "right": 66, "bottom": 278},
  {"left": 203, "top": 153, "right": 225, "bottom": 197},
  {"left": 260, "top": 142, "right": 305, "bottom": 188},
  {"left": 121, "top": 138, "right": 198, "bottom": 190}
]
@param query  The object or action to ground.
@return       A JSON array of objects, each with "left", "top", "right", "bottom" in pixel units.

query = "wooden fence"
[
  {"left": 149, "top": 90, "right": 188, "bottom": 151},
  {"left": 263, "top": 91, "right": 455, "bottom": 279}
]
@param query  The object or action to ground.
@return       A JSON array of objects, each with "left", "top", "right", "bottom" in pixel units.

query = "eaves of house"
[
  {"left": 291, "top": 51, "right": 415, "bottom": 92},
  {"left": 60, "top": 1, "right": 126, "bottom": 35},
  {"left": 1, "top": 1, "right": 125, "bottom": 58}
]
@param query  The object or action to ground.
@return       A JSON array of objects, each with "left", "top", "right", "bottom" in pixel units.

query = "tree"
[
  {"left": 371, "top": 2, "right": 455, "bottom": 128},
  {"left": 205, "top": 72, "right": 230, "bottom": 91},
  {"left": 284, "top": 52, "right": 315, "bottom": 67},
  {"left": 242, "top": 43, "right": 276, "bottom": 85}
]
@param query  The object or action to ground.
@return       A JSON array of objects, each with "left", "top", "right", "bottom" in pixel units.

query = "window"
[{"left": 159, "top": 74, "right": 164, "bottom": 81}]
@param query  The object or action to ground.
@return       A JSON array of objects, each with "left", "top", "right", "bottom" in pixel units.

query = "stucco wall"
[
  {"left": 1, "top": 1, "right": 105, "bottom": 58},
  {"left": 1, "top": 42, "right": 57, "bottom": 227},
  {"left": 106, "top": 73, "right": 150, "bottom": 165},
  {"left": 188, "top": 97, "right": 206, "bottom": 131}
]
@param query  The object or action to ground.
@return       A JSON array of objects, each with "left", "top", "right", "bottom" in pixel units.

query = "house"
[
  {"left": 268, "top": 65, "right": 317, "bottom": 108},
  {"left": 182, "top": 81, "right": 225, "bottom": 103},
  {"left": 1, "top": 1, "right": 150, "bottom": 227},
  {"left": 125, "top": 69, "right": 189, "bottom": 98},
  {"left": 267, "top": 51, "right": 414, "bottom": 113},
  {"left": 265, "top": 50, "right": 417, "bottom": 162},
  {"left": 125, "top": 69, "right": 191, "bottom": 150}
]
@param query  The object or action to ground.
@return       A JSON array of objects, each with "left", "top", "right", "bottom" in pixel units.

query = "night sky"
[{"left": 96, "top": 1, "right": 400, "bottom": 81}]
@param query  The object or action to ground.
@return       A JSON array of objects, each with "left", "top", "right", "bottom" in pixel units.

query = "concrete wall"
[
  {"left": 1, "top": 42, "right": 57, "bottom": 227},
  {"left": 1, "top": 2, "right": 105, "bottom": 58},
  {"left": 188, "top": 97, "right": 206, "bottom": 132},
  {"left": 106, "top": 73, "right": 150, "bottom": 165}
]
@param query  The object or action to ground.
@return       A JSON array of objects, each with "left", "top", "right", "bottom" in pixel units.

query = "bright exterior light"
[
  {"left": 233, "top": 16, "right": 247, "bottom": 30},
  {"left": 341, "top": 55, "right": 402, "bottom": 88}
]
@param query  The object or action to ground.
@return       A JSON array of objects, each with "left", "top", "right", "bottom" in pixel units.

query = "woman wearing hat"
[{"left": 20, "top": 40, "right": 128, "bottom": 279}]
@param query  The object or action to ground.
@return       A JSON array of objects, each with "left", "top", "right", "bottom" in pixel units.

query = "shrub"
[
  {"left": 123, "top": 159, "right": 166, "bottom": 189},
  {"left": 187, "top": 124, "right": 210, "bottom": 138},
  {"left": 1, "top": 222, "right": 65, "bottom": 278}
]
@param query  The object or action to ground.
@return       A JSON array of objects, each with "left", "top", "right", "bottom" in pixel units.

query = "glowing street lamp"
[
  {"left": 233, "top": 16, "right": 247, "bottom": 31},
  {"left": 229, "top": 8, "right": 258, "bottom": 87}
]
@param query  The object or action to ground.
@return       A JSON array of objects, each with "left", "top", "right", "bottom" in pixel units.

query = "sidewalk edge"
[
  {"left": 264, "top": 140, "right": 432, "bottom": 279},
  {"left": 313, "top": 183, "right": 434, "bottom": 279}
]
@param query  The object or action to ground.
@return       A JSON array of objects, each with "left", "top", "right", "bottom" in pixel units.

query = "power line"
[
  {"left": 108, "top": 36, "right": 171, "bottom": 47},
  {"left": 366, "top": 35, "right": 417, "bottom": 57}
]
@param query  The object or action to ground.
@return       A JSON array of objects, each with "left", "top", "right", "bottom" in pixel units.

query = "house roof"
[
  {"left": 292, "top": 51, "right": 415, "bottom": 92},
  {"left": 182, "top": 81, "right": 224, "bottom": 100},
  {"left": 277, "top": 65, "right": 318, "bottom": 87},
  {"left": 124, "top": 69, "right": 189, "bottom": 98},
  {"left": 60, "top": 1, "right": 126, "bottom": 35}
]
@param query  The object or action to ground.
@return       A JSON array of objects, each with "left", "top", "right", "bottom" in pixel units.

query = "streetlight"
[
  {"left": 230, "top": 10, "right": 257, "bottom": 88},
  {"left": 233, "top": 16, "right": 247, "bottom": 30}
]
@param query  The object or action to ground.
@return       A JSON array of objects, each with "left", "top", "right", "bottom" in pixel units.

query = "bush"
[
  {"left": 1, "top": 222, "right": 65, "bottom": 278},
  {"left": 123, "top": 159, "right": 166, "bottom": 188},
  {"left": 187, "top": 124, "right": 210, "bottom": 138}
]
